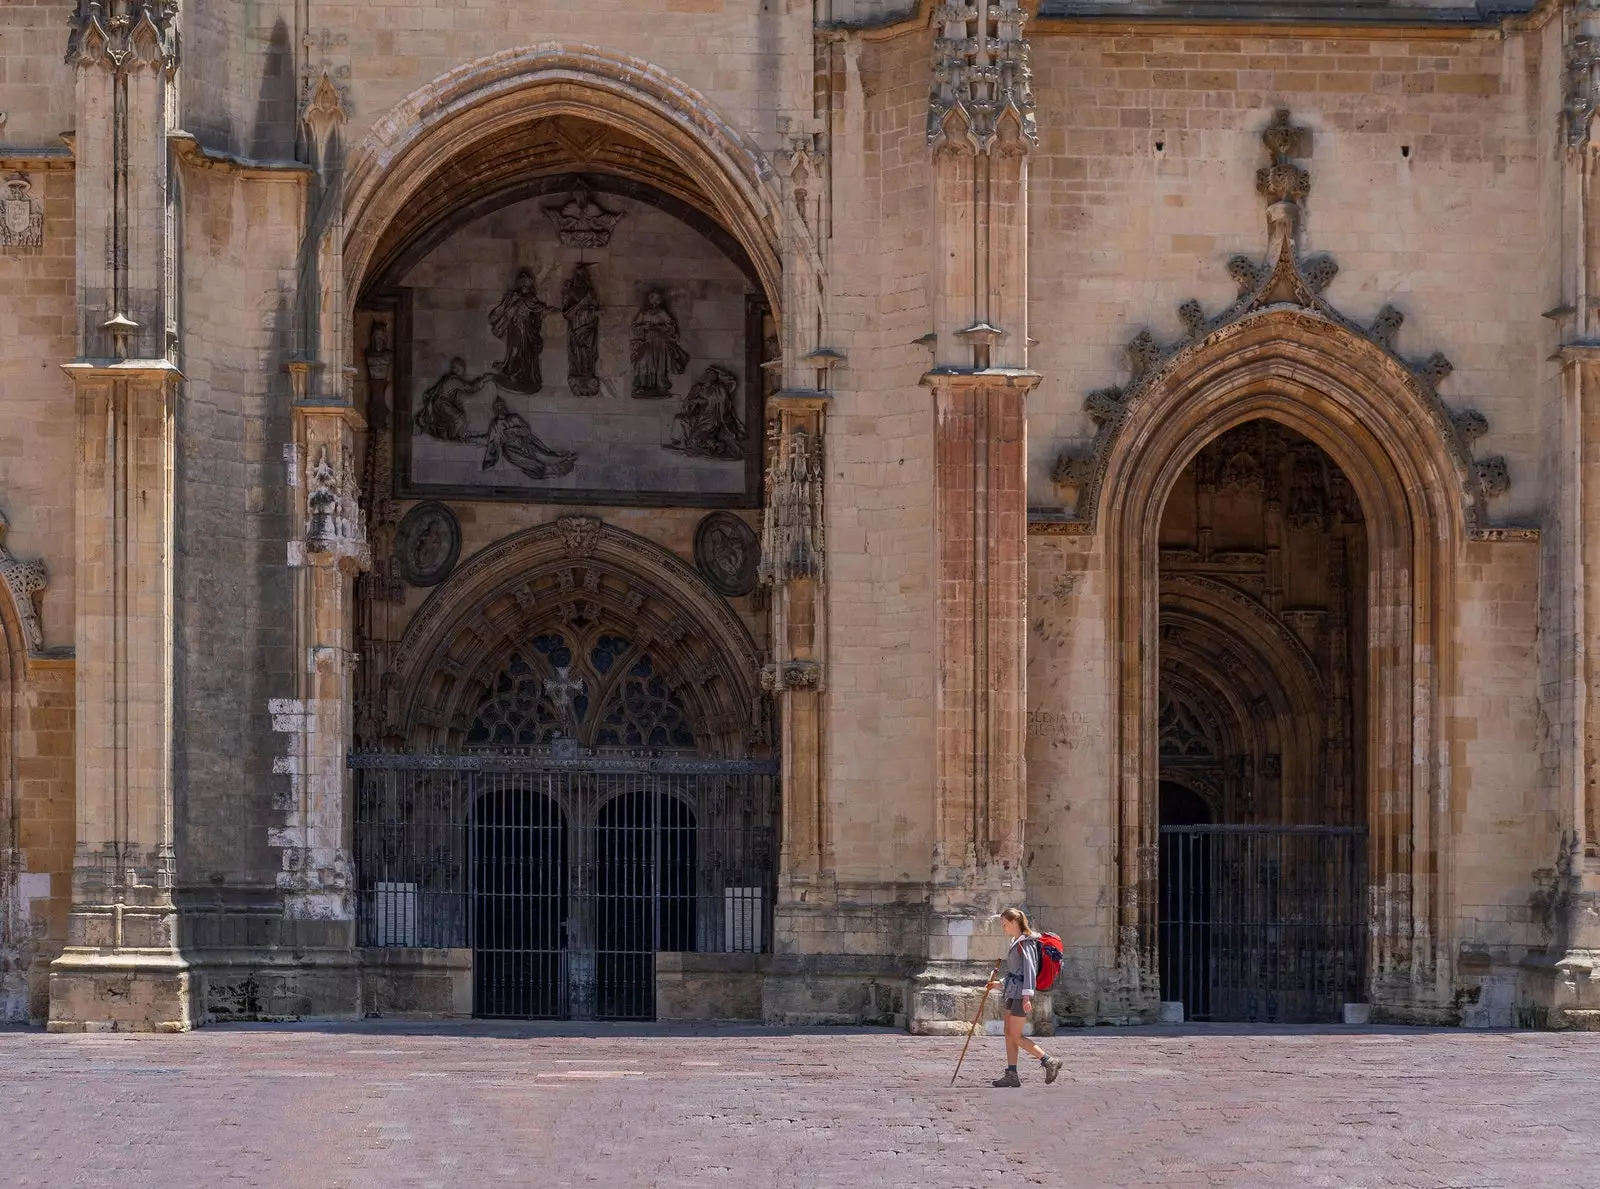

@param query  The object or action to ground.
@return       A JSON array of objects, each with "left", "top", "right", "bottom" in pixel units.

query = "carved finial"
[
  {"left": 1255, "top": 109, "right": 1311, "bottom": 205},
  {"left": 302, "top": 69, "right": 348, "bottom": 145},
  {"left": 66, "top": 1, "right": 179, "bottom": 75}
]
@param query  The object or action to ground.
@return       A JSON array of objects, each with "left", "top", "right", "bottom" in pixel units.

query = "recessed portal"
[{"left": 1155, "top": 420, "right": 1369, "bottom": 1022}]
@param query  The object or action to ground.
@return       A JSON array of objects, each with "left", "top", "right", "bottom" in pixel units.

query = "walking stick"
[{"left": 950, "top": 961, "right": 1002, "bottom": 1086}]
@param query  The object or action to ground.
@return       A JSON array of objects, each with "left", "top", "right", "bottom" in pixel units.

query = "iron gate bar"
[
  {"left": 1157, "top": 824, "right": 1368, "bottom": 1025},
  {"left": 350, "top": 750, "right": 779, "bottom": 1022}
]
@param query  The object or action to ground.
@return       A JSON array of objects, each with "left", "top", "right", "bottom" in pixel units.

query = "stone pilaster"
[
  {"left": 52, "top": 360, "right": 191, "bottom": 1031},
  {"left": 910, "top": 0, "right": 1041, "bottom": 1033},
  {"left": 1540, "top": 3, "right": 1600, "bottom": 1029},
  {"left": 49, "top": 2, "right": 192, "bottom": 1032}
]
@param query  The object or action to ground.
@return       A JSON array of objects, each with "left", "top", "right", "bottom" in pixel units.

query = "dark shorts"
[{"left": 1005, "top": 997, "right": 1029, "bottom": 1018}]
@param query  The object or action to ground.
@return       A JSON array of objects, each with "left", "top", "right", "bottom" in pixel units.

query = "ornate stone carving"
[
  {"left": 1, "top": 174, "right": 44, "bottom": 251},
  {"left": 0, "top": 509, "right": 48, "bottom": 655},
  {"left": 544, "top": 188, "right": 622, "bottom": 248},
  {"left": 1567, "top": 33, "right": 1600, "bottom": 150},
  {"left": 1048, "top": 108, "right": 1508, "bottom": 533},
  {"left": 302, "top": 70, "right": 349, "bottom": 144},
  {"left": 694, "top": 512, "right": 761, "bottom": 599},
  {"left": 362, "top": 320, "right": 397, "bottom": 533},
  {"left": 561, "top": 263, "right": 602, "bottom": 398},
  {"left": 759, "top": 425, "right": 823, "bottom": 585},
  {"left": 630, "top": 290, "right": 688, "bottom": 400},
  {"left": 760, "top": 660, "right": 821, "bottom": 693},
  {"left": 667, "top": 366, "right": 745, "bottom": 460},
  {"left": 303, "top": 442, "right": 368, "bottom": 564},
  {"left": 65, "top": 1, "right": 179, "bottom": 75},
  {"left": 927, "top": 0, "right": 1036, "bottom": 156},
  {"left": 556, "top": 515, "right": 602, "bottom": 558},
  {"left": 394, "top": 501, "right": 461, "bottom": 588}
]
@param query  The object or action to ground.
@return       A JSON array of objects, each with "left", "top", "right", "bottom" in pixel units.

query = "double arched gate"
[{"left": 351, "top": 751, "right": 779, "bottom": 1019}]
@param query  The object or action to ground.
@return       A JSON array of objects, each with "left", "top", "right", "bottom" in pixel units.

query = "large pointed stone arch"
[
  {"left": 342, "top": 43, "right": 786, "bottom": 322},
  {"left": 1093, "top": 313, "right": 1467, "bottom": 1022},
  {"left": 388, "top": 517, "right": 767, "bottom": 758}
]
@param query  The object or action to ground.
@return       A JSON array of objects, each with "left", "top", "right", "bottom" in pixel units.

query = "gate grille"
[
  {"left": 1158, "top": 824, "right": 1368, "bottom": 1023},
  {"left": 351, "top": 751, "right": 779, "bottom": 1020}
]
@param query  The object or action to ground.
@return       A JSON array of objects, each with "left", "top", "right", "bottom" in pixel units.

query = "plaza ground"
[{"left": 3, "top": 1022, "right": 1596, "bottom": 1187}]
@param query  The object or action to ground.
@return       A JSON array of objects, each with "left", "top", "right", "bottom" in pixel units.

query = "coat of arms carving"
[{"left": 1, "top": 173, "right": 43, "bottom": 250}]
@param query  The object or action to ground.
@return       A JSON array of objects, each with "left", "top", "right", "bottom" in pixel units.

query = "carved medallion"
[
  {"left": 394, "top": 501, "right": 461, "bottom": 587},
  {"left": 544, "top": 188, "right": 622, "bottom": 248},
  {"left": 694, "top": 512, "right": 761, "bottom": 598}
]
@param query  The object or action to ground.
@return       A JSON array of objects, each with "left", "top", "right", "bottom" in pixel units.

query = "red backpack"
[{"left": 1032, "top": 932, "right": 1064, "bottom": 991}]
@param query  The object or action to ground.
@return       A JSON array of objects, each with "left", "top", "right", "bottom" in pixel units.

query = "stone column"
[
  {"left": 910, "top": 0, "right": 1040, "bottom": 1033},
  {"left": 49, "top": 2, "right": 193, "bottom": 1031}
]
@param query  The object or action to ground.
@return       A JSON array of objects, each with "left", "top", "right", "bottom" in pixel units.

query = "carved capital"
[{"left": 66, "top": 2, "right": 180, "bottom": 75}]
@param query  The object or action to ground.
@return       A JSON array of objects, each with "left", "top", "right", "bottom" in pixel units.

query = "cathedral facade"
[{"left": 1, "top": 0, "right": 1596, "bottom": 1032}]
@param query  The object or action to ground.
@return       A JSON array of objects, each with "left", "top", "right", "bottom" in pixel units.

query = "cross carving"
[{"left": 543, "top": 665, "right": 586, "bottom": 731}]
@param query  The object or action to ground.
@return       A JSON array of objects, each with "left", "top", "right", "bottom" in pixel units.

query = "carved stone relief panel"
[{"left": 387, "top": 179, "right": 766, "bottom": 508}]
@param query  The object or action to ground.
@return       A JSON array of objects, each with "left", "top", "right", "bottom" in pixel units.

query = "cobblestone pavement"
[{"left": 3, "top": 1022, "right": 1597, "bottom": 1188}]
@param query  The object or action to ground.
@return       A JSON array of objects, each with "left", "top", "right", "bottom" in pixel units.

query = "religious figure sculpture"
[
  {"left": 629, "top": 289, "right": 689, "bottom": 400},
  {"left": 488, "top": 269, "right": 551, "bottom": 394},
  {"left": 414, "top": 358, "right": 491, "bottom": 441},
  {"left": 481, "top": 395, "right": 578, "bottom": 481},
  {"left": 666, "top": 365, "right": 744, "bottom": 460},
  {"left": 562, "top": 263, "right": 602, "bottom": 397}
]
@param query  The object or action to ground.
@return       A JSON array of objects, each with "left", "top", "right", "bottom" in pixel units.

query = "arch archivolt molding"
[
  {"left": 1044, "top": 109, "right": 1520, "bottom": 542},
  {"left": 342, "top": 43, "right": 787, "bottom": 323},
  {"left": 390, "top": 517, "right": 767, "bottom": 757}
]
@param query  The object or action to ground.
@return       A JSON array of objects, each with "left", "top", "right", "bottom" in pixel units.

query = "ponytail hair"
[{"left": 1001, "top": 907, "right": 1032, "bottom": 935}]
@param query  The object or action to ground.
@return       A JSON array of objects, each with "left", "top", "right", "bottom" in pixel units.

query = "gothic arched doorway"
[
  {"left": 350, "top": 518, "right": 777, "bottom": 1020},
  {"left": 1154, "top": 420, "right": 1369, "bottom": 1022}
]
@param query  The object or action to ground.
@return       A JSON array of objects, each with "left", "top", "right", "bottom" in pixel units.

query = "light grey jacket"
[{"left": 1001, "top": 934, "right": 1039, "bottom": 1000}]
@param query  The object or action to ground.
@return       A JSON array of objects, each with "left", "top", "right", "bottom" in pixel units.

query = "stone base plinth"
[
  {"left": 48, "top": 949, "right": 196, "bottom": 1033},
  {"left": 907, "top": 962, "right": 1054, "bottom": 1036}
]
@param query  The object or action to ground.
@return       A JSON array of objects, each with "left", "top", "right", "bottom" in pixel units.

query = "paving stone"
[{"left": 2, "top": 1023, "right": 1596, "bottom": 1187}]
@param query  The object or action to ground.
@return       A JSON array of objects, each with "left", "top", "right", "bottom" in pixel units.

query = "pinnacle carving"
[
  {"left": 928, "top": 0, "right": 1036, "bottom": 157},
  {"left": 1567, "top": 33, "right": 1600, "bottom": 150},
  {"left": 65, "top": 2, "right": 179, "bottom": 75},
  {"left": 1049, "top": 108, "right": 1509, "bottom": 533}
]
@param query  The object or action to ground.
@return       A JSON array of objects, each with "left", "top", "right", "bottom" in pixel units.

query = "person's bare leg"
[{"left": 1004, "top": 1013, "right": 1021, "bottom": 1066}]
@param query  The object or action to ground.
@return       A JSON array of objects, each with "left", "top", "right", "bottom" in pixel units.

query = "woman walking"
[{"left": 988, "top": 908, "right": 1064, "bottom": 1088}]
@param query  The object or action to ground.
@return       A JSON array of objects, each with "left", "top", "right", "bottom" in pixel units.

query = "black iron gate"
[
  {"left": 1158, "top": 824, "right": 1368, "bottom": 1023},
  {"left": 351, "top": 751, "right": 779, "bottom": 1020}
]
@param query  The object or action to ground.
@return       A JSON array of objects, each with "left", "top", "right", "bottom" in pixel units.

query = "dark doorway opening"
[
  {"left": 594, "top": 790, "right": 698, "bottom": 1020},
  {"left": 1154, "top": 419, "right": 1370, "bottom": 1022},
  {"left": 1158, "top": 782, "right": 1213, "bottom": 1019},
  {"left": 472, "top": 781, "right": 568, "bottom": 1018}
]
